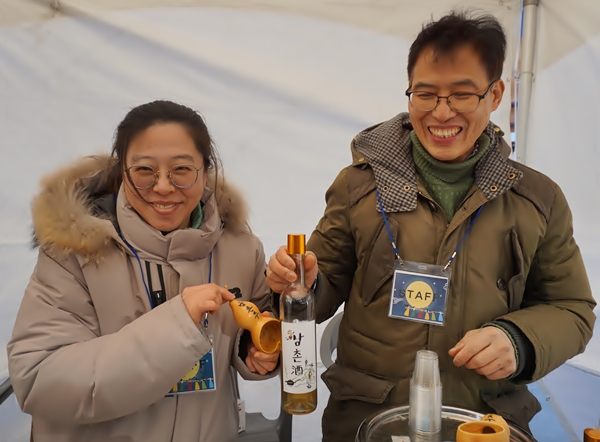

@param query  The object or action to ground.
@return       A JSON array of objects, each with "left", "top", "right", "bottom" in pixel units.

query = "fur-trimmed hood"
[{"left": 32, "top": 155, "right": 250, "bottom": 261}]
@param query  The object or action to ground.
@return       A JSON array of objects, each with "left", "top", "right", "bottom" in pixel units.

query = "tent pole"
[{"left": 516, "top": 0, "right": 540, "bottom": 165}]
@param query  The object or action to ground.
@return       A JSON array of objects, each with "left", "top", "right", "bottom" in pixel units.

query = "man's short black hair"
[{"left": 407, "top": 11, "right": 506, "bottom": 82}]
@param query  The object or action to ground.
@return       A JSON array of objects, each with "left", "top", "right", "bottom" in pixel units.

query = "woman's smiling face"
[{"left": 123, "top": 122, "right": 206, "bottom": 233}]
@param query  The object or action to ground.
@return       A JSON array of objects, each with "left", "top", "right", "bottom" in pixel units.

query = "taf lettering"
[{"left": 407, "top": 290, "right": 432, "bottom": 300}]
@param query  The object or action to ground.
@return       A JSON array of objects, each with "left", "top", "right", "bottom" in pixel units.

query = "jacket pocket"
[
  {"left": 361, "top": 220, "right": 397, "bottom": 306},
  {"left": 507, "top": 228, "right": 525, "bottom": 312},
  {"left": 321, "top": 362, "right": 395, "bottom": 403},
  {"left": 481, "top": 385, "right": 541, "bottom": 431}
]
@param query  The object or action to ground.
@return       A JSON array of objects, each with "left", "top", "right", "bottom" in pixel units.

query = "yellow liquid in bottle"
[{"left": 282, "top": 389, "right": 318, "bottom": 415}]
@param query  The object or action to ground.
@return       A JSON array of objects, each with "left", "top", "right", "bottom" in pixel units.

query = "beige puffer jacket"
[{"left": 7, "top": 155, "right": 274, "bottom": 442}]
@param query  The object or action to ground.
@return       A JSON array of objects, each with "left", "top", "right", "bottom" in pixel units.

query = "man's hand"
[
  {"left": 266, "top": 245, "right": 318, "bottom": 293},
  {"left": 448, "top": 327, "right": 517, "bottom": 380},
  {"left": 245, "top": 313, "right": 280, "bottom": 375}
]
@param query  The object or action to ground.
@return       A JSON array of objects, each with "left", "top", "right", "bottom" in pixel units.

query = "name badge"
[
  {"left": 388, "top": 261, "right": 451, "bottom": 326},
  {"left": 168, "top": 339, "right": 216, "bottom": 395}
]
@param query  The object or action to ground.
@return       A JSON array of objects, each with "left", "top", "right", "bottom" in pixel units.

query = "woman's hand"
[
  {"left": 181, "top": 283, "right": 235, "bottom": 326},
  {"left": 245, "top": 312, "right": 281, "bottom": 375}
]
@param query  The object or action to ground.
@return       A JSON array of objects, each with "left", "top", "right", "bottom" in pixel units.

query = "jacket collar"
[
  {"left": 352, "top": 112, "right": 522, "bottom": 212},
  {"left": 116, "top": 185, "right": 223, "bottom": 263}
]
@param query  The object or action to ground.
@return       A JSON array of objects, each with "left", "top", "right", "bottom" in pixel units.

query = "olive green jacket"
[{"left": 310, "top": 113, "right": 596, "bottom": 428}]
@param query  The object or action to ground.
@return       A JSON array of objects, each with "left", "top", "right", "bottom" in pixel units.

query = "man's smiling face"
[{"left": 408, "top": 44, "right": 504, "bottom": 163}]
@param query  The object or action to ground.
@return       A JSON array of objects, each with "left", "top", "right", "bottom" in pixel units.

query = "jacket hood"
[
  {"left": 351, "top": 113, "right": 522, "bottom": 213},
  {"left": 32, "top": 154, "right": 250, "bottom": 262}
]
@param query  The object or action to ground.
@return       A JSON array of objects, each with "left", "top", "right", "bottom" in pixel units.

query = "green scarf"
[
  {"left": 189, "top": 203, "right": 204, "bottom": 229},
  {"left": 411, "top": 131, "right": 490, "bottom": 222}
]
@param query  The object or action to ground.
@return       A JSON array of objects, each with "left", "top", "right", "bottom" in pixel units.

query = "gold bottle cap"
[
  {"left": 585, "top": 428, "right": 600, "bottom": 442},
  {"left": 287, "top": 234, "right": 306, "bottom": 255}
]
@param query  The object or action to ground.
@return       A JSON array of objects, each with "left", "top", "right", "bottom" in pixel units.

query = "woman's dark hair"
[
  {"left": 108, "top": 100, "right": 221, "bottom": 194},
  {"left": 407, "top": 11, "right": 506, "bottom": 82}
]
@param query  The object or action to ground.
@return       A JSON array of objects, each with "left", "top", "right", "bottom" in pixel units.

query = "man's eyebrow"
[
  {"left": 411, "top": 82, "right": 437, "bottom": 90},
  {"left": 411, "top": 79, "right": 478, "bottom": 90},
  {"left": 450, "top": 79, "right": 478, "bottom": 88}
]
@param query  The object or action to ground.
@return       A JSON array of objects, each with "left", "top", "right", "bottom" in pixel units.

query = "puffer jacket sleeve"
[
  {"left": 230, "top": 237, "right": 278, "bottom": 380},
  {"left": 498, "top": 183, "right": 596, "bottom": 381},
  {"left": 7, "top": 249, "right": 212, "bottom": 425},
  {"left": 308, "top": 168, "right": 357, "bottom": 323}
]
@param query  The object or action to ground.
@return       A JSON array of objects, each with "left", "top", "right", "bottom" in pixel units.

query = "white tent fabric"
[
  {"left": 524, "top": 0, "right": 600, "bottom": 373},
  {"left": 0, "top": 0, "right": 519, "bottom": 375},
  {"left": 0, "top": 1, "right": 598, "bottom": 440}
]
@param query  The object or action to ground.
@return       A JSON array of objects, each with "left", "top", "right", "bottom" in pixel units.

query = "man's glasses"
[
  {"left": 405, "top": 80, "right": 498, "bottom": 114},
  {"left": 126, "top": 164, "right": 201, "bottom": 190}
]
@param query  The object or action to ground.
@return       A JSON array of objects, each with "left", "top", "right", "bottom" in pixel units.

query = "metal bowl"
[{"left": 356, "top": 405, "right": 534, "bottom": 442}]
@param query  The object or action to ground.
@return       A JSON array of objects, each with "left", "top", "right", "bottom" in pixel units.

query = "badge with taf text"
[{"left": 388, "top": 261, "right": 451, "bottom": 326}]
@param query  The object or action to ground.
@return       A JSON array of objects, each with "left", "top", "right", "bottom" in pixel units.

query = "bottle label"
[{"left": 281, "top": 320, "right": 317, "bottom": 394}]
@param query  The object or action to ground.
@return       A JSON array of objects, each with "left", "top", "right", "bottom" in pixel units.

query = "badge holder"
[
  {"left": 167, "top": 318, "right": 217, "bottom": 395},
  {"left": 388, "top": 260, "right": 451, "bottom": 326},
  {"left": 168, "top": 252, "right": 218, "bottom": 395},
  {"left": 375, "top": 188, "right": 482, "bottom": 328}
]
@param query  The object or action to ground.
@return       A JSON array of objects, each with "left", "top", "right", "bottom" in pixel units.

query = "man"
[{"left": 267, "top": 11, "right": 596, "bottom": 440}]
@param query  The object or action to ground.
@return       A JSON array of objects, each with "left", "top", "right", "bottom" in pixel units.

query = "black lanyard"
[
  {"left": 375, "top": 188, "right": 483, "bottom": 270},
  {"left": 119, "top": 230, "right": 213, "bottom": 311},
  {"left": 114, "top": 194, "right": 214, "bottom": 315},
  {"left": 145, "top": 261, "right": 166, "bottom": 307}
]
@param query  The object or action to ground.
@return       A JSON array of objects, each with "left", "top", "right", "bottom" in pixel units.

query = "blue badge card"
[
  {"left": 388, "top": 261, "right": 451, "bottom": 326},
  {"left": 168, "top": 342, "right": 216, "bottom": 395}
]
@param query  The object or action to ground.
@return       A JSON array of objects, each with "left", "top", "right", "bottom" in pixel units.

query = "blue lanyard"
[
  {"left": 119, "top": 231, "right": 154, "bottom": 308},
  {"left": 375, "top": 188, "right": 483, "bottom": 270},
  {"left": 118, "top": 231, "right": 213, "bottom": 310},
  {"left": 204, "top": 253, "right": 212, "bottom": 330}
]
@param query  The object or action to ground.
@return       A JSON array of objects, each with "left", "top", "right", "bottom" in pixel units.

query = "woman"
[{"left": 7, "top": 100, "right": 279, "bottom": 442}]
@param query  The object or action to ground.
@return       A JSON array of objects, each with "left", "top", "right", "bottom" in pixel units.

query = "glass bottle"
[{"left": 279, "top": 233, "right": 317, "bottom": 415}]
